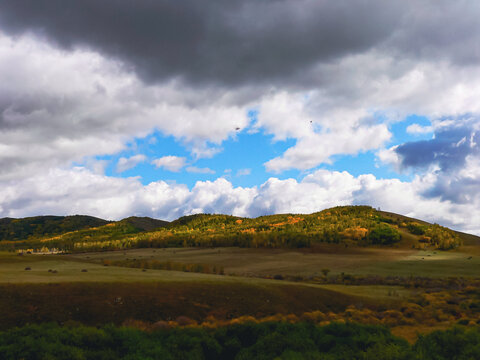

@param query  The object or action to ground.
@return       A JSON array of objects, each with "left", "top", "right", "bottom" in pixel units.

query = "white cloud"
[
  {"left": 0, "top": 33, "right": 250, "bottom": 180},
  {"left": 186, "top": 166, "right": 215, "bottom": 174},
  {"left": 3, "top": 30, "right": 480, "bottom": 179},
  {"left": 265, "top": 122, "right": 391, "bottom": 172},
  {"left": 245, "top": 47, "right": 480, "bottom": 173},
  {"left": 116, "top": 154, "right": 146, "bottom": 173},
  {"left": 376, "top": 145, "right": 401, "bottom": 170},
  {"left": 152, "top": 156, "right": 186, "bottom": 172},
  {"left": 1, "top": 166, "right": 479, "bottom": 235},
  {"left": 406, "top": 123, "right": 433, "bottom": 134}
]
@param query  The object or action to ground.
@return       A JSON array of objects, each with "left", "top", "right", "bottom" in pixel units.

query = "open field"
[
  {"left": 0, "top": 251, "right": 238, "bottom": 284},
  {"left": 0, "top": 250, "right": 416, "bottom": 331},
  {"left": 66, "top": 244, "right": 480, "bottom": 278},
  {"left": 0, "top": 249, "right": 409, "bottom": 286},
  {"left": 0, "top": 251, "right": 418, "bottom": 331},
  {"left": 1, "top": 245, "right": 479, "bottom": 341},
  {"left": 0, "top": 251, "right": 411, "bottom": 300},
  {"left": 68, "top": 246, "right": 414, "bottom": 277},
  {"left": 359, "top": 249, "right": 480, "bottom": 277}
]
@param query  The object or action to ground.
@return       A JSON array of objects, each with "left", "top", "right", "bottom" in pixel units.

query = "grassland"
[
  {"left": 6, "top": 245, "right": 478, "bottom": 285},
  {"left": 67, "top": 245, "right": 480, "bottom": 279},
  {"left": 0, "top": 250, "right": 414, "bottom": 331},
  {"left": 1, "top": 244, "right": 479, "bottom": 338}
]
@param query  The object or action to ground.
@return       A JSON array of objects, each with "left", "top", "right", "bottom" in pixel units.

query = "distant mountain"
[
  {"left": 169, "top": 213, "right": 235, "bottom": 228},
  {"left": 121, "top": 216, "right": 169, "bottom": 231},
  {"left": 1, "top": 207, "right": 479, "bottom": 253},
  {"left": 0, "top": 215, "right": 111, "bottom": 242},
  {"left": 0, "top": 215, "right": 169, "bottom": 243}
]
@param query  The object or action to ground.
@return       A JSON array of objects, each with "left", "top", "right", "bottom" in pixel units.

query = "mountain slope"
[
  {"left": 121, "top": 216, "right": 169, "bottom": 231},
  {"left": 0, "top": 215, "right": 111, "bottom": 242},
  {"left": 149, "top": 206, "right": 462, "bottom": 250},
  {"left": 378, "top": 210, "right": 480, "bottom": 246},
  {"left": 2, "top": 206, "right": 477, "bottom": 253}
]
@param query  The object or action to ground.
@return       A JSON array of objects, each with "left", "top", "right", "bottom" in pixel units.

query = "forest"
[
  {"left": 1, "top": 322, "right": 479, "bottom": 360},
  {"left": 0, "top": 206, "right": 462, "bottom": 253}
]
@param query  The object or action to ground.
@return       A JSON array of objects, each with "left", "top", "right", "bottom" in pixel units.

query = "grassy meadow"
[{"left": 65, "top": 245, "right": 480, "bottom": 279}]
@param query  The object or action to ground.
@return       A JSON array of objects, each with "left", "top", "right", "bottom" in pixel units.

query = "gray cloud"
[
  {"left": 395, "top": 122, "right": 480, "bottom": 203},
  {"left": 0, "top": 0, "right": 402, "bottom": 86},
  {"left": 2, "top": 1, "right": 479, "bottom": 88},
  {"left": 396, "top": 126, "right": 477, "bottom": 171},
  {"left": 388, "top": 1, "right": 480, "bottom": 66}
]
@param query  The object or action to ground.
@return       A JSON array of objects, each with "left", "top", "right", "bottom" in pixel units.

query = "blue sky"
[{"left": 96, "top": 114, "right": 433, "bottom": 188}]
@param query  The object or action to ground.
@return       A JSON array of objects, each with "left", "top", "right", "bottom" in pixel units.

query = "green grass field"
[
  {"left": 65, "top": 244, "right": 480, "bottom": 278},
  {"left": 358, "top": 249, "right": 480, "bottom": 277},
  {"left": 0, "top": 250, "right": 417, "bottom": 330},
  {"left": 0, "top": 250, "right": 412, "bottom": 300},
  {"left": 2, "top": 244, "right": 478, "bottom": 285},
  {"left": 0, "top": 244, "right": 478, "bottom": 339}
]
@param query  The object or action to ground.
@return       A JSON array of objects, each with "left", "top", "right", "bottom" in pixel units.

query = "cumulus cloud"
[
  {"left": 265, "top": 122, "right": 391, "bottom": 172},
  {"left": 152, "top": 156, "right": 187, "bottom": 172},
  {"left": 2, "top": 2, "right": 480, "bottom": 178},
  {"left": 0, "top": 33, "right": 251, "bottom": 180},
  {"left": 1, "top": 167, "right": 479, "bottom": 235},
  {"left": 376, "top": 146, "right": 401, "bottom": 170},
  {"left": 406, "top": 123, "right": 433, "bottom": 135},
  {"left": 116, "top": 154, "right": 146, "bottom": 173}
]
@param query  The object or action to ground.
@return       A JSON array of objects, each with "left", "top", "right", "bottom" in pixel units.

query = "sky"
[{"left": 0, "top": 0, "right": 480, "bottom": 234}]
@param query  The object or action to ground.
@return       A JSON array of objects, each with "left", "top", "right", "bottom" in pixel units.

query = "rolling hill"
[
  {"left": 2, "top": 206, "right": 478, "bottom": 253},
  {"left": 0, "top": 215, "right": 111, "bottom": 242}
]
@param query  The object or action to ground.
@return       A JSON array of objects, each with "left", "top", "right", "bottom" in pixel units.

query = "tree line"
[{"left": 0, "top": 321, "right": 478, "bottom": 359}]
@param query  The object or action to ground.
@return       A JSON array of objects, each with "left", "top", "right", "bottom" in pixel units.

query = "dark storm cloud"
[
  {"left": 396, "top": 126, "right": 477, "bottom": 171},
  {"left": 0, "top": 0, "right": 402, "bottom": 86},
  {"left": 395, "top": 123, "right": 480, "bottom": 203},
  {"left": 423, "top": 173, "right": 480, "bottom": 204},
  {"left": 389, "top": 1, "right": 480, "bottom": 66}
]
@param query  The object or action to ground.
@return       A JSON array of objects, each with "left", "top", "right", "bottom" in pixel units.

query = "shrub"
[
  {"left": 369, "top": 224, "right": 401, "bottom": 245},
  {"left": 407, "top": 222, "right": 426, "bottom": 235}
]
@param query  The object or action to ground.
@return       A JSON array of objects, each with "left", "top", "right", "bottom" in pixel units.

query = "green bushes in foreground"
[{"left": 0, "top": 322, "right": 478, "bottom": 360}]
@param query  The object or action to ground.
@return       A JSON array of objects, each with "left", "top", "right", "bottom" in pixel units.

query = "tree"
[{"left": 369, "top": 224, "right": 401, "bottom": 245}]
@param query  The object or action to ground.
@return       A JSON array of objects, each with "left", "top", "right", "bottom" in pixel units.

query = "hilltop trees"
[{"left": 0, "top": 206, "right": 464, "bottom": 253}]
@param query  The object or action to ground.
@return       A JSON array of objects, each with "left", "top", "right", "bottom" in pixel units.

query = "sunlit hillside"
[{"left": 0, "top": 206, "right": 466, "bottom": 253}]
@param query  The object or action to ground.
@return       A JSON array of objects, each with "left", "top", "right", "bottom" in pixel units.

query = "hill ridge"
[{"left": 1, "top": 206, "right": 479, "bottom": 253}]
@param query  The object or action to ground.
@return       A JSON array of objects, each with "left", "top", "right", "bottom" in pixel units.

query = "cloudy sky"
[{"left": 0, "top": 0, "right": 479, "bottom": 234}]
